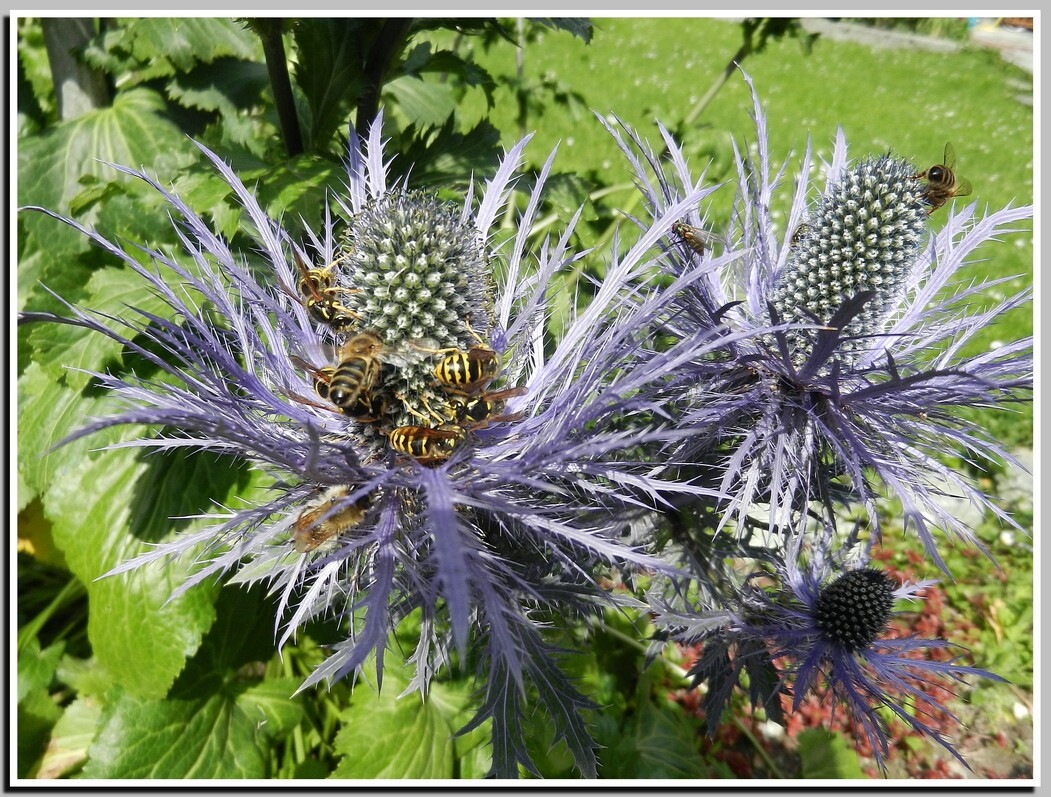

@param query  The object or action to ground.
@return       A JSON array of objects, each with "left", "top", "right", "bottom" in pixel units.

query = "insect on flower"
[
  {"left": 449, "top": 387, "right": 528, "bottom": 429},
  {"left": 912, "top": 142, "right": 973, "bottom": 214},
  {"left": 292, "top": 250, "right": 361, "bottom": 329},
  {"left": 387, "top": 424, "right": 466, "bottom": 464},
  {"left": 293, "top": 486, "right": 371, "bottom": 553},
  {"left": 671, "top": 220, "right": 717, "bottom": 257}
]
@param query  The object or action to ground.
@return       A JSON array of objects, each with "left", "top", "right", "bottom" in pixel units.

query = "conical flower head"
[
  {"left": 299, "top": 190, "right": 499, "bottom": 433},
  {"left": 769, "top": 154, "right": 929, "bottom": 358},
  {"left": 813, "top": 567, "right": 896, "bottom": 653}
]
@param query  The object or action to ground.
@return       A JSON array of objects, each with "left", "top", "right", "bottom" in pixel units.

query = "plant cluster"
[{"left": 17, "top": 18, "right": 1031, "bottom": 781}]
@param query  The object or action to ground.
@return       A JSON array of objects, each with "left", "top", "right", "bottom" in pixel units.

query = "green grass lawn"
[{"left": 447, "top": 17, "right": 1034, "bottom": 448}]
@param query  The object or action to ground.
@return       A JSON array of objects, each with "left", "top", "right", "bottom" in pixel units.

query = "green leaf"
[
  {"left": 122, "top": 18, "right": 260, "bottom": 73},
  {"left": 16, "top": 18, "right": 56, "bottom": 123},
  {"left": 82, "top": 686, "right": 267, "bottom": 778},
  {"left": 529, "top": 18, "right": 594, "bottom": 42},
  {"left": 18, "top": 638, "right": 65, "bottom": 703},
  {"left": 291, "top": 19, "right": 371, "bottom": 152},
  {"left": 394, "top": 119, "right": 501, "bottom": 189},
  {"left": 797, "top": 728, "right": 867, "bottom": 778},
  {"left": 81, "top": 587, "right": 305, "bottom": 779},
  {"left": 17, "top": 639, "right": 66, "bottom": 777},
  {"left": 331, "top": 664, "right": 480, "bottom": 779},
  {"left": 593, "top": 693, "right": 710, "bottom": 778},
  {"left": 237, "top": 679, "right": 308, "bottom": 739},
  {"left": 36, "top": 696, "right": 102, "bottom": 779},
  {"left": 18, "top": 87, "right": 198, "bottom": 222},
  {"left": 384, "top": 74, "right": 457, "bottom": 128},
  {"left": 45, "top": 441, "right": 221, "bottom": 700},
  {"left": 169, "top": 170, "right": 243, "bottom": 241},
  {"left": 24, "top": 266, "right": 172, "bottom": 392},
  {"left": 167, "top": 57, "right": 269, "bottom": 116},
  {"left": 17, "top": 362, "right": 228, "bottom": 699},
  {"left": 238, "top": 155, "right": 343, "bottom": 232}
]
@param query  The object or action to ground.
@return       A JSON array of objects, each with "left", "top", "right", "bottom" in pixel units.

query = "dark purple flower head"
[
  {"left": 653, "top": 527, "right": 1005, "bottom": 773},
  {"left": 19, "top": 115, "right": 720, "bottom": 778},
  {"left": 606, "top": 72, "right": 1032, "bottom": 571}
]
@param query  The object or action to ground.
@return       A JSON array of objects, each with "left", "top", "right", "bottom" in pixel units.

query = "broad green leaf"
[
  {"left": 291, "top": 19, "right": 370, "bottom": 152},
  {"left": 394, "top": 119, "right": 501, "bottom": 189},
  {"left": 57, "top": 655, "right": 118, "bottom": 702},
  {"left": 45, "top": 439, "right": 220, "bottom": 700},
  {"left": 170, "top": 170, "right": 243, "bottom": 241},
  {"left": 24, "top": 266, "right": 173, "bottom": 392},
  {"left": 36, "top": 696, "right": 102, "bottom": 779},
  {"left": 237, "top": 679, "right": 308, "bottom": 738},
  {"left": 591, "top": 694, "right": 710, "bottom": 779},
  {"left": 167, "top": 57, "right": 269, "bottom": 116},
  {"left": 81, "top": 588, "right": 305, "bottom": 779},
  {"left": 238, "top": 156, "right": 343, "bottom": 232},
  {"left": 17, "top": 363, "right": 223, "bottom": 698},
  {"left": 412, "top": 48, "right": 497, "bottom": 106},
  {"left": 385, "top": 75, "right": 457, "bottom": 129},
  {"left": 331, "top": 664, "right": 479, "bottom": 779},
  {"left": 81, "top": 686, "right": 266, "bottom": 778},
  {"left": 16, "top": 362, "right": 125, "bottom": 498},
  {"left": 18, "top": 638, "right": 65, "bottom": 703},
  {"left": 122, "top": 18, "right": 260, "bottom": 73},
  {"left": 17, "top": 87, "right": 198, "bottom": 238},
  {"left": 797, "top": 728, "right": 867, "bottom": 778}
]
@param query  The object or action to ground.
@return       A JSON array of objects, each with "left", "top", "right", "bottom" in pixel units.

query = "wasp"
[
  {"left": 432, "top": 345, "right": 500, "bottom": 394},
  {"left": 449, "top": 387, "right": 527, "bottom": 428},
  {"left": 388, "top": 424, "right": 466, "bottom": 464},
  {"left": 671, "top": 221, "right": 717, "bottom": 258},
  {"left": 293, "top": 251, "right": 360, "bottom": 329},
  {"left": 293, "top": 486, "right": 370, "bottom": 553},
  {"left": 912, "top": 142, "right": 973, "bottom": 214}
]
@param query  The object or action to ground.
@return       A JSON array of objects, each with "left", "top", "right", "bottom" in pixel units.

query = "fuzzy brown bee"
[
  {"left": 293, "top": 486, "right": 370, "bottom": 553},
  {"left": 912, "top": 142, "right": 973, "bottom": 215},
  {"left": 432, "top": 346, "right": 500, "bottom": 394},
  {"left": 388, "top": 424, "right": 465, "bottom": 464},
  {"left": 293, "top": 251, "right": 359, "bottom": 329}
]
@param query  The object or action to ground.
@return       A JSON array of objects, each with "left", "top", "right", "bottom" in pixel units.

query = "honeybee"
[
  {"left": 292, "top": 332, "right": 384, "bottom": 416},
  {"left": 912, "top": 142, "right": 973, "bottom": 214},
  {"left": 293, "top": 251, "right": 360, "bottom": 329},
  {"left": 449, "top": 387, "right": 527, "bottom": 428},
  {"left": 671, "top": 221, "right": 717, "bottom": 257},
  {"left": 293, "top": 486, "right": 370, "bottom": 553},
  {"left": 432, "top": 345, "right": 500, "bottom": 394},
  {"left": 388, "top": 424, "right": 466, "bottom": 464}
]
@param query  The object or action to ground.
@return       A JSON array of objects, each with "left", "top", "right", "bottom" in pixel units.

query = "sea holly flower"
[
  {"left": 19, "top": 114, "right": 722, "bottom": 778},
  {"left": 652, "top": 527, "right": 1005, "bottom": 773},
  {"left": 603, "top": 73, "right": 1033, "bottom": 571}
]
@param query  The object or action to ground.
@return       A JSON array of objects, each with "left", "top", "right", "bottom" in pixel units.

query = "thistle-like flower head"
[
  {"left": 605, "top": 72, "right": 1033, "bottom": 570},
  {"left": 653, "top": 528, "right": 1005, "bottom": 773},
  {"left": 768, "top": 153, "right": 929, "bottom": 359},
  {"left": 20, "top": 115, "right": 721, "bottom": 779}
]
